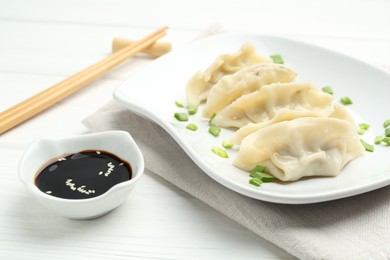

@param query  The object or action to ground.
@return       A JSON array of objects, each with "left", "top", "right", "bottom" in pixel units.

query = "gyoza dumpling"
[
  {"left": 229, "top": 103, "right": 356, "bottom": 145},
  {"left": 229, "top": 110, "right": 325, "bottom": 145},
  {"left": 204, "top": 43, "right": 271, "bottom": 84},
  {"left": 234, "top": 117, "right": 365, "bottom": 181},
  {"left": 203, "top": 64, "right": 297, "bottom": 117},
  {"left": 186, "top": 43, "right": 271, "bottom": 106},
  {"left": 212, "top": 82, "right": 333, "bottom": 128}
]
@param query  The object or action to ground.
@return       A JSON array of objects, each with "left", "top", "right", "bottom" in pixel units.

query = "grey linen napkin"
[{"left": 83, "top": 100, "right": 390, "bottom": 260}]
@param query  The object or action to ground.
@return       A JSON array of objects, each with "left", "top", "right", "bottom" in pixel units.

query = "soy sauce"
[{"left": 35, "top": 150, "right": 132, "bottom": 199}]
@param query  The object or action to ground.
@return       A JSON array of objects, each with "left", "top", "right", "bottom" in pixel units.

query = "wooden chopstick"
[{"left": 0, "top": 26, "right": 168, "bottom": 135}]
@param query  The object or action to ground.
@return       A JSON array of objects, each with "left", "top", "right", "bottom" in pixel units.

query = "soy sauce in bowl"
[{"left": 35, "top": 150, "right": 132, "bottom": 199}]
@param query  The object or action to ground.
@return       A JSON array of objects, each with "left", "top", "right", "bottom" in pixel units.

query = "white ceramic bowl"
[{"left": 18, "top": 131, "right": 144, "bottom": 220}]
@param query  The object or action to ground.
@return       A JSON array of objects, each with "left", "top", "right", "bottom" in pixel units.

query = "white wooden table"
[{"left": 1, "top": 1, "right": 389, "bottom": 259}]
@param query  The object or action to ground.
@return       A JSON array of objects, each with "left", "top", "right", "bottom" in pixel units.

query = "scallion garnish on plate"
[
  {"left": 187, "top": 105, "right": 198, "bottom": 115},
  {"left": 360, "top": 139, "right": 374, "bottom": 152},
  {"left": 209, "top": 125, "right": 221, "bottom": 137},
  {"left": 209, "top": 113, "right": 217, "bottom": 125},
  {"left": 211, "top": 146, "right": 229, "bottom": 158},
  {"left": 357, "top": 123, "right": 370, "bottom": 135},
  {"left": 270, "top": 54, "right": 284, "bottom": 64},
  {"left": 222, "top": 140, "right": 234, "bottom": 149},
  {"left": 248, "top": 165, "right": 275, "bottom": 187},
  {"left": 186, "top": 123, "right": 198, "bottom": 131},
  {"left": 340, "top": 96, "right": 353, "bottom": 105},
  {"left": 383, "top": 119, "right": 390, "bottom": 128},
  {"left": 385, "top": 128, "right": 390, "bottom": 137},
  {"left": 321, "top": 86, "right": 334, "bottom": 95},
  {"left": 174, "top": 112, "right": 188, "bottom": 122},
  {"left": 249, "top": 178, "right": 262, "bottom": 187},
  {"left": 175, "top": 100, "right": 184, "bottom": 108},
  {"left": 374, "top": 136, "right": 383, "bottom": 144},
  {"left": 383, "top": 137, "right": 390, "bottom": 145}
]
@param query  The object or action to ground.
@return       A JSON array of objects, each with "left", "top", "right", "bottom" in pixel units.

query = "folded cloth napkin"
[{"left": 83, "top": 100, "right": 390, "bottom": 260}]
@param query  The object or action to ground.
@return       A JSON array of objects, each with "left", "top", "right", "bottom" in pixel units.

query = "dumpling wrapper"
[
  {"left": 186, "top": 43, "right": 271, "bottom": 106},
  {"left": 234, "top": 117, "right": 365, "bottom": 181},
  {"left": 202, "top": 63, "right": 297, "bottom": 117},
  {"left": 212, "top": 82, "right": 334, "bottom": 128}
]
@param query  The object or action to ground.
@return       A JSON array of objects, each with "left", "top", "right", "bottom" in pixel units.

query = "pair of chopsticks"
[{"left": 0, "top": 26, "right": 168, "bottom": 135}]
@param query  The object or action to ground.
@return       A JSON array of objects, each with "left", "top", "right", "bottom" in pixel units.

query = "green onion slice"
[
  {"left": 251, "top": 165, "right": 267, "bottom": 174},
  {"left": 209, "top": 113, "right": 217, "bottom": 124},
  {"left": 270, "top": 54, "right": 284, "bottom": 64},
  {"left": 174, "top": 112, "right": 188, "bottom": 122},
  {"left": 259, "top": 174, "right": 275, "bottom": 183},
  {"left": 383, "top": 119, "right": 390, "bottom": 128},
  {"left": 374, "top": 136, "right": 383, "bottom": 144},
  {"left": 250, "top": 172, "right": 274, "bottom": 183},
  {"left": 211, "top": 147, "right": 229, "bottom": 158},
  {"left": 249, "top": 165, "right": 274, "bottom": 184},
  {"left": 358, "top": 123, "right": 370, "bottom": 130},
  {"left": 360, "top": 139, "right": 374, "bottom": 152},
  {"left": 188, "top": 105, "right": 198, "bottom": 115},
  {"left": 382, "top": 137, "right": 390, "bottom": 145},
  {"left": 340, "top": 96, "right": 353, "bottom": 105},
  {"left": 186, "top": 123, "right": 198, "bottom": 131},
  {"left": 209, "top": 125, "right": 221, "bottom": 137},
  {"left": 249, "top": 178, "right": 263, "bottom": 187},
  {"left": 357, "top": 128, "right": 365, "bottom": 135},
  {"left": 321, "top": 86, "right": 334, "bottom": 95},
  {"left": 175, "top": 100, "right": 184, "bottom": 108},
  {"left": 222, "top": 140, "right": 234, "bottom": 149},
  {"left": 385, "top": 128, "right": 390, "bottom": 137},
  {"left": 357, "top": 123, "right": 370, "bottom": 135}
]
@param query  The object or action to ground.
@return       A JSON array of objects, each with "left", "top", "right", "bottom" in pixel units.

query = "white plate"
[{"left": 114, "top": 33, "right": 390, "bottom": 204}]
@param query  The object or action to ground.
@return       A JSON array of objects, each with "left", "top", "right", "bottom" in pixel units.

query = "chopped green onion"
[
  {"left": 249, "top": 165, "right": 275, "bottom": 184},
  {"left": 357, "top": 123, "right": 370, "bottom": 135},
  {"left": 209, "top": 113, "right": 217, "bottom": 124},
  {"left": 249, "top": 171, "right": 263, "bottom": 179},
  {"left": 188, "top": 105, "right": 198, "bottom": 115},
  {"left": 174, "top": 112, "right": 188, "bottom": 122},
  {"left": 383, "top": 119, "right": 390, "bottom": 128},
  {"left": 175, "top": 100, "right": 184, "bottom": 108},
  {"left": 249, "top": 178, "right": 263, "bottom": 187},
  {"left": 251, "top": 165, "right": 267, "bottom": 174},
  {"left": 382, "top": 137, "right": 390, "bottom": 145},
  {"left": 385, "top": 128, "right": 390, "bottom": 137},
  {"left": 186, "top": 123, "right": 198, "bottom": 131},
  {"left": 321, "top": 86, "right": 334, "bottom": 95},
  {"left": 359, "top": 123, "right": 370, "bottom": 130},
  {"left": 209, "top": 125, "right": 221, "bottom": 137},
  {"left": 259, "top": 173, "right": 275, "bottom": 183},
  {"left": 360, "top": 139, "right": 374, "bottom": 152},
  {"left": 222, "top": 140, "right": 234, "bottom": 149},
  {"left": 211, "top": 146, "right": 229, "bottom": 158},
  {"left": 357, "top": 128, "right": 365, "bottom": 135},
  {"left": 340, "top": 96, "right": 353, "bottom": 105},
  {"left": 270, "top": 54, "right": 284, "bottom": 64},
  {"left": 250, "top": 172, "right": 275, "bottom": 183},
  {"left": 249, "top": 171, "right": 271, "bottom": 179},
  {"left": 374, "top": 136, "right": 383, "bottom": 144}
]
